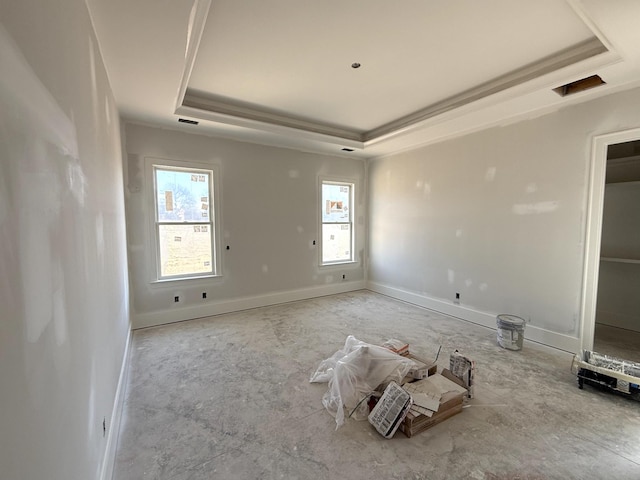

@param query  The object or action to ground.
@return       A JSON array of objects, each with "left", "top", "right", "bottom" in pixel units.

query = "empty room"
[{"left": 2, "top": 1, "right": 640, "bottom": 479}]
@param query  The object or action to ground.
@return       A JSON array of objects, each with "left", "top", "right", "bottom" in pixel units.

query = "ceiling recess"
[
  {"left": 553, "top": 74, "right": 605, "bottom": 97},
  {"left": 178, "top": 118, "right": 199, "bottom": 125}
]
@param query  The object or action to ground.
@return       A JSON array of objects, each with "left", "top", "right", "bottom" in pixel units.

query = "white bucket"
[{"left": 496, "top": 314, "right": 525, "bottom": 351}]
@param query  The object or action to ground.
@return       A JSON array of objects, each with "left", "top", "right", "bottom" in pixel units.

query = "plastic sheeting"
[{"left": 310, "top": 335, "right": 416, "bottom": 428}]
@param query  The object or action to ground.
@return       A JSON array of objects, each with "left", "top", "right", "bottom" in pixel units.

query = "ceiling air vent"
[
  {"left": 553, "top": 75, "right": 605, "bottom": 97},
  {"left": 341, "top": 148, "right": 354, "bottom": 152},
  {"left": 178, "top": 118, "right": 199, "bottom": 125}
]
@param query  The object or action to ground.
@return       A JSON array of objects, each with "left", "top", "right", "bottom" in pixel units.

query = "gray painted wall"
[
  {"left": 124, "top": 124, "right": 366, "bottom": 328},
  {"left": 596, "top": 181, "right": 640, "bottom": 332},
  {"left": 0, "top": 0, "right": 129, "bottom": 479},
  {"left": 368, "top": 86, "right": 640, "bottom": 351}
]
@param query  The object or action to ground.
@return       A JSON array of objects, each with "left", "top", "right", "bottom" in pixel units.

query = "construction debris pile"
[{"left": 310, "top": 336, "right": 476, "bottom": 438}]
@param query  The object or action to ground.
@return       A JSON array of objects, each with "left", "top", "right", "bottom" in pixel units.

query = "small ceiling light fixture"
[{"left": 351, "top": 62, "right": 361, "bottom": 69}]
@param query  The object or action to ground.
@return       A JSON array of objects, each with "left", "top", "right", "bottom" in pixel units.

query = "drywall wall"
[
  {"left": 596, "top": 182, "right": 640, "bottom": 332},
  {"left": 368, "top": 86, "right": 640, "bottom": 351},
  {"left": 124, "top": 124, "right": 366, "bottom": 328},
  {"left": 0, "top": 1, "right": 129, "bottom": 479}
]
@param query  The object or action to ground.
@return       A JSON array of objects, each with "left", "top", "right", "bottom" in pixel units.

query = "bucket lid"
[{"left": 497, "top": 314, "right": 525, "bottom": 326}]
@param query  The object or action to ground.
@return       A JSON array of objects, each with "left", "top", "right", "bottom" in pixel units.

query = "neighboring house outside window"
[
  {"left": 321, "top": 180, "right": 354, "bottom": 264},
  {"left": 150, "top": 160, "right": 219, "bottom": 280}
]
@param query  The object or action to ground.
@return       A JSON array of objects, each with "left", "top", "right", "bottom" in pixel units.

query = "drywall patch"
[
  {"left": 447, "top": 269, "right": 455, "bottom": 284},
  {"left": 288, "top": 169, "right": 299, "bottom": 178},
  {"left": 525, "top": 182, "right": 538, "bottom": 193},
  {"left": 105, "top": 96, "right": 111, "bottom": 126},
  {"left": 127, "top": 154, "right": 142, "bottom": 193},
  {"left": 66, "top": 161, "right": 86, "bottom": 205},
  {"left": 484, "top": 167, "right": 497, "bottom": 182},
  {"left": 512, "top": 201, "right": 559, "bottom": 215}
]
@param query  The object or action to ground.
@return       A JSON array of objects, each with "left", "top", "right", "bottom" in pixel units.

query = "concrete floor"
[
  {"left": 113, "top": 291, "right": 640, "bottom": 480},
  {"left": 594, "top": 323, "right": 640, "bottom": 364}
]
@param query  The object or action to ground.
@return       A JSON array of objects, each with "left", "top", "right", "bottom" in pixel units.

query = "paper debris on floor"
[
  {"left": 312, "top": 338, "right": 475, "bottom": 436},
  {"left": 368, "top": 381, "right": 412, "bottom": 439},
  {"left": 409, "top": 391, "right": 441, "bottom": 412},
  {"left": 408, "top": 403, "right": 435, "bottom": 417},
  {"left": 381, "top": 338, "right": 410, "bottom": 356},
  {"left": 381, "top": 339, "right": 437, "bottom": 380},
  {"left": 449, "top": 350, "right": 476, "bottom": 398},
  {"left": 403, "top": 353, "right": 436, "bottom": 380}
]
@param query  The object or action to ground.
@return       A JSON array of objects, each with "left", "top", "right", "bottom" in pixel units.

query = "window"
[
  {"left": 152, "top": 163, "right": 217, "bottom": 280},
  {"left": 321, "top": 180, "right": 354, "bottom": 264}
]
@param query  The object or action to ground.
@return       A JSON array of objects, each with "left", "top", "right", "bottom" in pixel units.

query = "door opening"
[{"left": 581, "top": 128, "right": 640, "bottom": 360}]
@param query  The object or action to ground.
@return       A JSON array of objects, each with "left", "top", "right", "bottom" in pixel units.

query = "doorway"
[{"left": 581, "top": 129, "right": 640, "bottom": 361}]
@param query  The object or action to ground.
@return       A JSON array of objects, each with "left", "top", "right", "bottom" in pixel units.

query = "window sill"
[
  {"left": 320, "top": 260, "right": 358, "bottom": 268},
  {"left": 150, "top": 274, "right": 222, "bottom": 285}
]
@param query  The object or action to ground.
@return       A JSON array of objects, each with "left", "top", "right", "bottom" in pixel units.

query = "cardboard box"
[
  {"left": 402, "top": 353, "right": 437, "bottom": 380},
  {"left": 400, "top": 391, "right": 464, "bottom": 438},
  {"left": 399, "top": 372, "right": 468, "bottom": 438}
]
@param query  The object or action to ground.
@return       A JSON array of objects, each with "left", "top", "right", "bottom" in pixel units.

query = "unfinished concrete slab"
[{"left": 113, "top": 291, "right": 640, "bottom": 479}]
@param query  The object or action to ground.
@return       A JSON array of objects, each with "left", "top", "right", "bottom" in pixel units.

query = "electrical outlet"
[
  {"left": 342, "top": 274, "right": 346, "bottom": 280},
  {"left": 454, "top": 293, "right": 460, "bottom": 305},
  {"left": 202, "top": 292, "right": 207, "bottom": 299},
  {"left": 174, "top": 296, "right": 180, "bottom": 303}
]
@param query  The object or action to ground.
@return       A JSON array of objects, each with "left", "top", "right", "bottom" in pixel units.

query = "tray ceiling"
[{"left": 87, "top": 0, "right": 640, "bottom": 157}]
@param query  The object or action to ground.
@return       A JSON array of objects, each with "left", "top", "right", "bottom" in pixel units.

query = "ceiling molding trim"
[
  {"left": 364, "top": 38, "right": 608, "bottom": 143},
  {"left": 174, "top": 0, "right": 212, "bottom": 111},
  {"left": 174, "top": 104, "right": 365, "bottom": 149},
  {"left": 178, "top": 33, "right": 613, "bottom": 152},
  {"left": 181, "top": 92, "right": 364, "bottom": 142},
  {"left": 565, "top": 0, "right": 616, "bottom": 53}
]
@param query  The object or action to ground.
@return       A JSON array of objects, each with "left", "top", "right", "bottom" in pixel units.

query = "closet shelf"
[
  {"left": 605, "top": 180, "right": 640, "bottom": 186},
  {"left": 600, "top": 257, "right": 640, "bottom": 264}
]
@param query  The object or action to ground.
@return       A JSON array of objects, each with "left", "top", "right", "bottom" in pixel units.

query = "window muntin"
[
  {"left": 153, "top": 165, "right": 216, "bottom": 279},
  {"left": 321, "top": 181, "right": 354, "bottom": 264}
]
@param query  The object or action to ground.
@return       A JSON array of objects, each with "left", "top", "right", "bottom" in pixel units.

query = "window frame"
[
  {"left": 146, "top": 157, "right": 221, "bottom": 282},
  {"left": 319, "top": 178, "right": 356, "bottom": 266}
]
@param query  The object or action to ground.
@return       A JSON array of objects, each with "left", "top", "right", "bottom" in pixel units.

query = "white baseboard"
[
  {"left": 133, "top": 281, "right": 367, "bottom": 329},
  {"left": 100, "top": 327, "right": 132, "bottom": 480},
  {"left": 367, "top": 281, "right": 580, "bottom": 353}
]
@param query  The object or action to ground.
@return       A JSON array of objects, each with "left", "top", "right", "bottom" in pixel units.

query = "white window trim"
[
  {"left": 145, "top": 157, "right": 222, "bottom": 283},
  {"left": 319, "top": 177, "right": 357, "bottom": 266}
]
